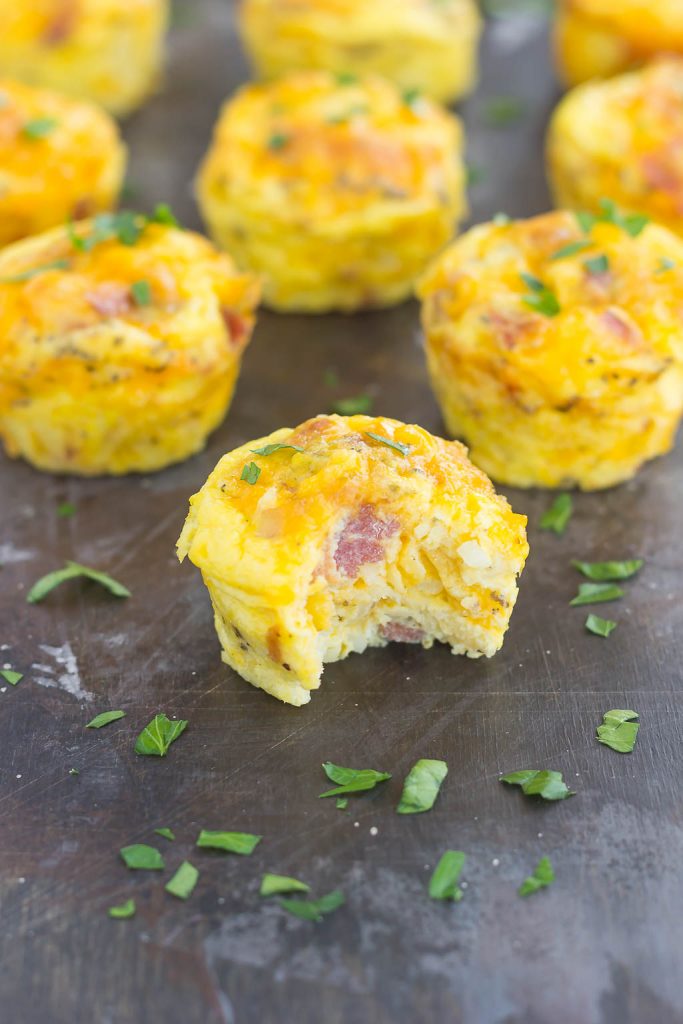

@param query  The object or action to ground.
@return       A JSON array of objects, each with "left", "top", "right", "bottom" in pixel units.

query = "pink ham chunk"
[
  {"left": 334, "top": 504, "right": 399, "bottom": 578},
  {"left": 380, "top": 621, "right": 425, "bottom": 643},
  {"left": 85, "top": 283, "right": 132, "bottom": 318}
]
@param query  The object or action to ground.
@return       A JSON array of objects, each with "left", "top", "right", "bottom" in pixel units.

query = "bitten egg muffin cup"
[
  {"left": 177, "top": 414, "right": 528, "bottom": 706},
  {"left": 553, "top": 0, "right": 683, "bottom": 86},
  {"left": 0, "top": 0, "right": 168, "bottom": 117},
  {"left": 548, "top": 59, "right": 683, "bottom": 237},
  {"left": 0, "top": 213, "right": 260, "bottom": 476},
  {"left": 238, "top": 0, "right": 482, "bottom": 106},
  {"left": 0, "top": 78, "right": 125, "bottom": 248},
  {"left": 196, "top": 71, "right": 466, "bottom": 313},
  {"left": 419, "top": 210, "right": 683, "bottom": 491}
]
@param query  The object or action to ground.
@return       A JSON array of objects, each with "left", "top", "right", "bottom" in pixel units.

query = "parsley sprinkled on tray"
[
  {"left": 597, "top": 710, "right": 639, "bottom": 753},
  {"left": 571, "top": 559, "right": 642, "bottom": 581},
  {"left": 519, "top": 856, "right": 555, "bottom": 897},
  {"left": 278, "top": 890, "right": 345, "bottom": 922},
  {"left": 86, "top": 710, "right": 126, "bottom": 730},
  {"left": 570, "top": 582, "right": 624, "bottom": 606},
  {"left": 319, "top": 762, "right": 391, "bottom": 799},
  {"left": 196, "top": 830, "right": 262, "bottom": 855},
  {"left": 500, "top": 769, "right": 575, "bottom": 801},
  {"left": 120, "top": 844, "right": 165, "bottom": 870},
  {"left": 135, "top": 714, "right": 188, "bottom": 757},
  {"left": 539, "top": 493, "right": 573, "bottom": 534},
  {"left": 585, "top": 613, "right": 617, "bottom": 638},
  {"left": 165, "top": 861, "right": 199, "bottom": 900},
  {"left": 260, "top": 874, "right": 310, "bottom": 897},
  {"left": 397, "top": 759, "right": 447, "bottom": 814},
  {"left": 27, "top": 562, "right": 130, "bottom": 603},
  {"left": 429, "top": 851, "right": 466, "bottom": 902}
]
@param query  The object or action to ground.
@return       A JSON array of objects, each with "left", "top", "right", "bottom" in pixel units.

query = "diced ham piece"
[
  {"left": 334, "top": 504, "right": 399, "bottom": 578},
  {"left": 488, "top": 309, "right": 535, "bottom": 349},
  {"left": 85, "top": 283, "right": 132, "bottom": 318},
  {"left": 43, "top": 3, "right": 78, "bottom": 45},
  {"left": 380, "top": 622, "right": 425, "bottom": 643},
  {"left": 221, "top": 307, "right": 248, "bottom": 349},
  {"left": 600, "top": 310, "right": 641, "bottom": 346}
]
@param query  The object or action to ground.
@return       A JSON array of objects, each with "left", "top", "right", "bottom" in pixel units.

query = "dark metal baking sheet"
[{"left": 2, "top": 3, "right": 682, "bottom": 1023}]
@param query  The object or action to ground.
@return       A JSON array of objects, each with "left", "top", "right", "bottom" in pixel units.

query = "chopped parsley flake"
[
  {"left": 165, "top": 861, "right": 199, "bottom": 900},
  {"left": 22, "top": 117, "right": 58, "bottom": 139},
  {"left": 68, "top": 767, "right": 79, "bottom": 776},
  {"left": 571, "top": 559, "right": 643, "bottom": 581},
  {"left": 656, "top": 257, "right": 676, "bottom": 273},
  {"left": 120, "top": 844, "right": 165, "bottom": 870},
  {"left": 336, "top": 797, "right": 348, "bottom": 810},
  {"left": 86, "top": 710, "right": 126, "bottom": 729},
  {"left": 318, "top": 762, "right": 391, "bottom": 799},
  {"left": 267, "top": 133, "right": 289, "bottom": 151},
  {"left": 397, "top": 758, "right": 448, "bottom": 814},
  {"left": 335, "top": 72, "right": 358, "bottom": 85},
  {"left": 364, "top": 432, "right": 411, "bottom": 456},
  {"left": 584, "top": 254, "right": 609, "bottom": 276},
  {"left": 331, "top": 395, "right": 373, "bottom": 415},
  {"left": 550, "top": 240, "right": 592, "bottom": 261},
  {"left": 250, "top": 443, "right": 304, "bottom": 456},
  {"left": 570, "top": 582, "right": 624, "bottom": 606},
  {"left": 57, "top": 502, "right": 75, "bottom": 518},
  {"left": 521, "top": 272, "right": 560, "bottom": 317},
  {"left": 68, "top": 205, "right": 179, "bottom": 253},
  {"left": 429, "top": 851, "right": 466, "bottom": 902},
  {"left": 196, "top": 830, "right": 262, "bottom": 855},
  {"left": 260, "top": 874, "right": 310, "bottom": 896},
  {"left": 576, "top": 199, "right": 649, "bottom": 239},
  {"left": 519, "top": 856, "right": 555, "bottom": 896},
  {"left": 154, "top": 828, "right": 175, "bottom": 841},
  {"left": 131, "top": 279, "right": 152, "bottom": 306},
  {"left": 27, "top": 561, "right": 131, "bottom": 603},
  {"left": 585, "top": 613, "right": 617, "bottom": 638},
  {"left": 597, "top": 709, "right": 639, "bottom": 753},
  {"left": 135, "top": 714, "right": 188, "bottom": 756},
  {"left": 500, "top": 769, "right": 575, "bottom": 801},
  {"left": 241, "top": 462, "right": 261, "bottom": 485},
  {"left": 0, "top": 669, "right": 22, "bottom": 686},
  {"left": 278, "top": 889, "right": 345, "bottom": 922},
  {"left": 0, "top": 259, "right": 69, "bottom": 283},
  {"left": 483, "top": 96, "right": 525, "bottom": 127},
  {"left": 108, "top": 898, "right": 136, "bottom": 919},
  {"left": 539, "top": 493, "right": 573, "bottom": 534}
]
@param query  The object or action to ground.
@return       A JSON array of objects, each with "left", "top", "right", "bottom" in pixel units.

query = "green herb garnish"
[
  {"left": 165, "top": 861, "right": 199, "bottom": 900},
  {"left": 267, "top": 133, "right": 289, "bottom": 151},
  {"left": 86, "top": 710, "right": 126, "bottom": 729},
  {"left": 466, "top": 163, "right": 486, "bottom": 187},
  {"left": 0, "top": 259, "right": 69, "bottom": 283},
  {"left": 260, "top": 873, "right": 310, "bottom": 896},
  {"left": 521, "top": 272, "right": 561, "bottom": 317},
  {"left": 0, "top": 669, "right": 22, "bottom": 685},
  {"left": 402, "top": 87, "right": 422, "bottom": 108},
  {"left": 550, "top": 240, "right": 592, "bottom": 261},
  {"left": 519, "top": 856, "right": 555, "bottom": 896},
  {"left": 56, "top": 502, "right": 75, "bottom": 518},
  {"left": 131, "top": 279, "right": 152, "bottom": 306},
  {"left": 500, "top": 769, "right": 575, "bottom": 801},
  {"left": 27, "top": 561, "right": 131, "bottom": 603},
  {"left": 318, "top": 762, "right": 391, "bottom": 799},
  {"left": 154, "top": 828, "right": 175, "bottom": 841},
  {"left": 571, "top": 559, "right": 642, "bottom": 581},
  {"left": 397, "top": 758, "right": 448, "bottom": 814},
  {"left": 483, "top": 96, "right": 525, "bottom": 127},
  {"left": 584, "top": 254, "right": 609, "bottom": 276},
  {"left": 22, "top": 117, "right": 58, "bottom": 139},
  {"left": 120, "top": 844, "right": 165, "bottom": 870},
  {"left": 135, "top": 714, "right": 188, "bottom": 756},
  {"left": 336, "top": 797, "right": 348, "bottom": 810},
  {"left": 335, "top": 72, "right": 358, "bottom": 86},
  {"left": 68, "top": 767, "right": 79, "bottom": 776},
  {"left": 364, "top": 432, "right": 411, "bottom": 456},
  {"left": 492, "top": 212, "right": 511, "bottom": 225},
  {"left": 250, "top": 443, "right": 304, "bottom": 456},
  {"left": 585, "top": 614, "right": 617, "bottom": 638},
  {"left": 576, "top": 199, "right": 649, "bottom": 239},
  {"left": 68, "top": 206, "right": 178, "bottom": 253},
  {"left": 108, "top": 898, "right": 136, "bottom": 919},
  {"left": 278, "top": 890, "right": 345, "bottom": 922},
  {"left": 656, "top": 257, "right": 676, "bottom": 273},
  {"left": 570, "top": 582, "right": 624, "bottom": 606},
  {"left": 597, "top": 709, "right": 639, "bottom": 753},
  {"left": 241, "top": 462, "right": 261, "bottom": 485},
  {"left": 196, "top": 830, "right": 262, "bottom": 855},
  {"left": 539, "top": 493, "right": 573, "bottom": 534},
  {"left": 331, "top": 395, "right": 373, "bottom": 415},
  {"left": 428, "top": 851, "right": 466, "bottom": 901}
]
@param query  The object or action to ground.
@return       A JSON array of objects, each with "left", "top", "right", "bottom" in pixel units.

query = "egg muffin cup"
[
  {"left": 419, "top": 210, "right": 683, "bottom": 491},
  {"left": 0, "top": 0, "right": 168, "bottom": 116},
  {"left": 553, "top": 0, "right": 683, "bottom": 87},
  {"left": 197, "top": 71, "right": 466, "bottom": 313},
  {"left": 238, "top": 0, "right": 482, "bottom": 105},
  {"left": 0, "top": 78, "right": 125, "bottom": 248},
  {"left": 548, "top": 59, "right": 683, "bottom": 238},
  {"left": 177, "top": 414, "right": 528, "bottom": 706},
  {"left": 0, "top": 213, "right": 260, "bottom": 476}
]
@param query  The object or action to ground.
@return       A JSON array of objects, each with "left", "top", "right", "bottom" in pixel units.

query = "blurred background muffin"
[
  {"left": 0, "top": 77, "right": 125, "bottom": 247},
  {"left": 420, "top": 209, "right": 683, "bottom": 490},
  {"left": 197, "top": 70, "right": 466, "bottom": 313},
  {"left": 0, "top": 0, "right": 169, "bottom": 116},
  {"left": 0, "top": 212, "right": 260, "bottom": 475},
  {"left": 238, "top": 0, "right": 481, "bottom": 105},
  {"left": 553, "top": 0, "right": 683, "bottom": 86}
]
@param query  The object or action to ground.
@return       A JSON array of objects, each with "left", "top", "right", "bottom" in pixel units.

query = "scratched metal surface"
[{"left": 2, "top": 4, "right": 683, "bottom": 1023}]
